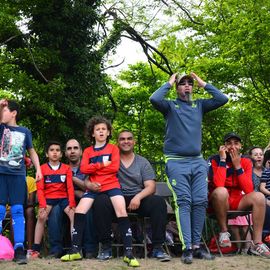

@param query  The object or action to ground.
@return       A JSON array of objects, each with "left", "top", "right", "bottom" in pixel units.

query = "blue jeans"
[
  {"left": 48, "top": 204, "right": 64, "bottom": 254},
  {"left": 47, "top": 204, "right": 97, "bottom": 254}
]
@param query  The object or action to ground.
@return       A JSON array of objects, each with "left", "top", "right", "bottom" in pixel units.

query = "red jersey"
[
  {"left": 80, "top": 143, "right": 120, "bottom": 192},
  {"left": 208, "top": 155, "right": 253, "bottom": 200},
  {"left": 37, "top": 162, "right": 76, "bottom": 208}
]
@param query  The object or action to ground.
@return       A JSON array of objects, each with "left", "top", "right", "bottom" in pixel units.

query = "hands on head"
[{"left": 169, "top": 72, "right": 206, "bottom": 88}]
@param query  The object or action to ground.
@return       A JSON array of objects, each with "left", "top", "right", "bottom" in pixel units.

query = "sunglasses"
[{"left": 178, "top": 80, "right": 193, "bottom": 86}]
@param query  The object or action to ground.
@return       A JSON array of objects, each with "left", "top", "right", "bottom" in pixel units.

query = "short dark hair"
[
  {"left": 85, "top": 116, "right": 112, "bottom": 145},
  {"left": 117, "top": 130, "right": 134, "bottom": 139},
  {"left": 45, "top": 140, "right": 62, "bottom": 153},
  {"left": 263, "top": 150, "right": 270, "bottom": 167},
  {"left": 7, "top": 100, "right": 20, "bottom": 121}
]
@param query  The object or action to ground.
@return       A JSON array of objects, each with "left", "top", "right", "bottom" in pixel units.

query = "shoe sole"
[
  {"left": 16, "top": 259, "right": 28, "bottom": 265},
  {"left": 157, "top": 257, "right": 171, "bottom": 262},
  {"left": 249, "top": 250, "right": 270, "bottom": 258},
  {"left": 97, "top": 256, "right": 112, "bottom": 261},
  {"left": 182, "top": 259, "right": 193, "bottom": 264},
  {"left": 61, "top": 256, "right": 82, "bottom": 262}
]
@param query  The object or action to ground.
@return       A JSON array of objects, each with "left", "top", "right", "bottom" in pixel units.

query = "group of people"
[{"left": 1, "top": 71, "right": 270, "bottom": 267}]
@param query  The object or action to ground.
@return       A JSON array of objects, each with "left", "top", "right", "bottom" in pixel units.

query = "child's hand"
[
  {"left": 38, "top": 207, "right": 48, "bottom": 219},
  {"left": 67, "top": 207, "right": 75, "bottom": 213},
  {"left": 85, "top": 181, "right": 101, "bottom": 192},
  {"left": 35, "top": 169, "right": 43, "bottom": 182},
  {"left": 103, "top": 161, "right": 111, "bottom": 167}
]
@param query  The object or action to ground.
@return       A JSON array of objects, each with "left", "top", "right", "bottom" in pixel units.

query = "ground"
[{"left": 1, "top": 255, "right": 269, "bottom": 270}]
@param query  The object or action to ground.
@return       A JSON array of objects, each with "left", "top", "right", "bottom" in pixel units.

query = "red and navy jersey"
[
  {"left": 208, "top": 154, "right": 253, "bottom": 198},
  {"left": 80, "top": 143, "right": 120, "bottom": 192},
  {"left": 37, "top": 162, "right": 76, "bottom": 208}
]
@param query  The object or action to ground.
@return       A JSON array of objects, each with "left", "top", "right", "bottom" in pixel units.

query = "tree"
[{"left": 0, "top": 0, "right": 118, "bottom": 151}]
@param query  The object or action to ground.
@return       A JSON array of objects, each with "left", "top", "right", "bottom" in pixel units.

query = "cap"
[
  {"left": 223, "top": 132, "right": 241, "bottom": 143},
  {"left": 176, "top": 73, "right": 194, "bottom": 85}
]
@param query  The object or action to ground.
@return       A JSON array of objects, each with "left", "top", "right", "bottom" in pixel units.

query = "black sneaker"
[
  {"left": 181, "top": 249, "right": 193, "bottom": 264},
  {"left": 14, "top": 247, "right": 27, "bottom": 265},
  {"left": 84, "top": 251, "right": 96, "bottom": 259},
  {"left": 47, "top": 251, "right": 63, "bottom": 259},
  {"left": 193, "top": 247, "right": 215, "bottom": 260}
]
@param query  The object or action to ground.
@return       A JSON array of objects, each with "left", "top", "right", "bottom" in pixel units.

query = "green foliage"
[
  {"left": 0, "top": 0, "right": 110, "bottom": 153},
  {"left": 100, "top": 62, "right": 168, "bottom": 161}
]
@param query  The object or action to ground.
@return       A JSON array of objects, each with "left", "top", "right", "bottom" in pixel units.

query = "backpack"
[{"left": 0, "top": 235, "right": 14, "bottom": 260}]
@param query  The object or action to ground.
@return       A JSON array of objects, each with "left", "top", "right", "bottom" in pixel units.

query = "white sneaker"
[
  {"left": 219, "top": 232, "right": 231, "bottom": 247},
  {"left": 249, "top": 243, "right": 270, "bottom": 258}
]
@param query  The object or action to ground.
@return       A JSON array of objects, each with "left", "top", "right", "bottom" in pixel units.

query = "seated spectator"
[
  {"left": 92, "top": 130, "right": 171, "bottom": 262},
  {"left": 208, "top": 132, "right": 270, "bottom": 258},
  {"left": 24, "top": 157, "right": 37, "bottom": 258},
  {"left": 65, "top": 139, "right": 97, "bottom": 258},
  {"left": 263, "top": 150, "right": 270, "bottom": 170},
  {"left": 249, "top": 147, "right": 264, "bottom": 191},
  {"left": 31, "top": 141, "right": 76, "bottom": 258},
  {"left": 248, "top": 147, "right": 270, "bottom": 246},
  {"left": 25, "top": 175, "right": 37, "bottom": 258},
  {"left": 260, "top": 166, "right": 270, "bottom": 207}
]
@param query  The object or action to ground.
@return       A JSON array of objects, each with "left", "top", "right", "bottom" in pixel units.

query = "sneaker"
[
  {"left": 26, "top": 249, "right": 33, "bottom": 259},
  {"left": 249, "top": 242, "right": 270, "bottom": 258},
  {"left": 123, "top": 256, "right": 140, "bottom": 267},
  {"left": 61, "top": 247, "right": 82, "bottom": 261},
  {"left": 47, "top": 252, "right": 63, "bottom": 259},
  {"left": 181, "top": 249, "right": 193, "bottom": 264},
  {"left": 14, "top": 247, "right": 27, "bottom": 265},
  {"left": 84, "top": 251, "right": 96, "bottom": 259},
  {"left": 193, "top": 247, "right": 215, "bottom": 260},
  {"left": 152, "top": 248, "right": 171, "bottom": 262},
  {"left": 219, "top": 232, "right": 231, "bottom": 247},
  {"left": 97, "top": 247, "right": 112, "bottom": 261},
  {"left": 30, "top": 250, "right": 40, "bottom": 259}
]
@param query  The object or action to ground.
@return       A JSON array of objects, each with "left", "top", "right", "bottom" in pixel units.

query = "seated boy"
[{"left": 31, "top": 141, "right": 76, "bottom": 258}]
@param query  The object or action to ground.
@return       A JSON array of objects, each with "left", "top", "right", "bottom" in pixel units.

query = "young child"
[
  {"left": 0, "top": 99, "right": 42, "bottom": 264},
  {"left": 31, "top": 141, "right": 76, "bottom": 258},
  {"left": 61, "top": 116, "right": 139, "bottom": 267}
]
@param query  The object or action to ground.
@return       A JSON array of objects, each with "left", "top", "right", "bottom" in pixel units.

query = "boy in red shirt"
[
  {"left": 61, "top": 116, "right": 139, "bottom": 267},
  {"left": 31, "top": 141, "right": 75, "bottom": 258}
]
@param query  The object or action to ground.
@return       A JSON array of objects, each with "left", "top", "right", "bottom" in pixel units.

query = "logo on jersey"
[
  {"left": 60, "top": 175, "right": 66, "bottom": 182},
  {"left": 102, "top": 155, "right": 110, "bottom": 162}
]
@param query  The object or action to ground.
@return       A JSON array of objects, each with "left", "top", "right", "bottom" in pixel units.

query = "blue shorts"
[
  {"left": 0, "top": 174, "right": 27, "bottom": 205},
  {"left": 82, "top": 188, "right": 123, "bottom": 199},
  {"left": 46, "top": 198, "right": 69, "bottom": 211}
]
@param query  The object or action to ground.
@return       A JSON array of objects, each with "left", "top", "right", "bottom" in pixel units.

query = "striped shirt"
[{"left": 261, "top": 169, "right": 270, "bottom": 199}]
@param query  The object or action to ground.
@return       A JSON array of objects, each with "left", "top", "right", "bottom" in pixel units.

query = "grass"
[{"left": 1, "top": 255, "right": 270, "bottom": 270}]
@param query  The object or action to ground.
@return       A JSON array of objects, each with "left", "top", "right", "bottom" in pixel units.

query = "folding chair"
[{"left": 208, "top": 210, "right": 253, "bottom": 256}]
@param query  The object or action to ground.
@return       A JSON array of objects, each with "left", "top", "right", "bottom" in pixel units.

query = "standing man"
[
  {"left": 92, "top": 130, "right": 171, "bottom": 262},
  {"left": 65, "top": 139, "right": 98, "bottom": 258},
  {"left": 150, "top": 72, "right": 228, "bottom": 264}
]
